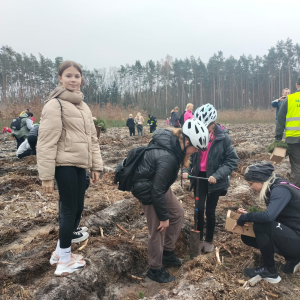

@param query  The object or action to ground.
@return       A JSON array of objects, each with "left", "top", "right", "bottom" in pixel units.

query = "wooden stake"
[
  {"left": 131, "top": 275, "right": 143, "bottom": 280},
  {"left": 99, "top": 227, "right": 104, "bottom": 237},
  {"left": 78, "top": 239, "right": 88, "bottom": 251},
  {"left": 0, "top": 261, "right": 15, "bottom": 265},
  {"left": 117, "top": 223, "right": 128, "bottom": 234},
  {"left": 265, "top": 291, "right": 278, "bottom": 298}
]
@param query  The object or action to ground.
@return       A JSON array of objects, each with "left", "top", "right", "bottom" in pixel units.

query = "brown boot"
[{"left": 203, "top": 241, "right": 214, "bottom": 253}]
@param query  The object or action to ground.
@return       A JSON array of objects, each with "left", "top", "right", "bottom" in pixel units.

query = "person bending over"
[
  {"left": 233, "top": 161, "right": 300, "bottom": 284},
  {"left": 131, "top": 118, "right": 209, "bottom": 283}
]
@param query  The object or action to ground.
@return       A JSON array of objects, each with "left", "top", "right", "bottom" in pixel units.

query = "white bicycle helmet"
[
  {"left": 182, "top": 118, "right": 209, "bottom": 150},
  {"left": 194, "top": 103, "right": 217, "bottom": 126}
]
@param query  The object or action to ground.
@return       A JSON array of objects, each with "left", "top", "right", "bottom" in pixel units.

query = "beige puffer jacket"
[{"left": 37, "top": 87, "right": 103, "bottom": 181}]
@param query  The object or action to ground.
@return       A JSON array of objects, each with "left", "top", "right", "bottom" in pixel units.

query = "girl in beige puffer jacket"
[{"left": 37, "top": 61, "right": 103, "bottom": 276}]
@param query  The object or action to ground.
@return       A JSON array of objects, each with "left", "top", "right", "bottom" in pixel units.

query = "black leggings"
[
  {"left": 242, "top": 221, "right": 300, "bottom": 270},
  {"left": 27, "top": 135, "right": 37, "bottom": 155},
  {"left": 195, "top": 171, "right": 220, "bottom": 242},
  {"left": 55, "top": 166, "right": 86, "bottom": 249},
  {"left": 17, "top": 149, "right": 31, "bottom": 159}
]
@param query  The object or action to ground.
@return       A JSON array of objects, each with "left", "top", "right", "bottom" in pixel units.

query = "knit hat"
[
  {"left": 297, "top": 76, "right": 300, "bottom": 85},
  {"left": 244, "top": 161, "right": 274, "bottom": 182}
]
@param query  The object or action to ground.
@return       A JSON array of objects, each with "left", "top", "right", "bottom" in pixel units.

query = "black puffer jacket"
[
  {"left": 131, "top": 129, "right": 184, "bottom": 221},
  {"left": 183, "top": 124, "right": 239, "bottom": 193}
]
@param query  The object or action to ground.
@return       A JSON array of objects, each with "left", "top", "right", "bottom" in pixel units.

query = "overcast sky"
[{"left": 1, "top": 0, "right": 299, "bottom": 70}]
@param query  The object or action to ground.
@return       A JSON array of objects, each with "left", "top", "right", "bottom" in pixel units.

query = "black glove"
[{"left": 237, "top": 214, "right": 249, "bottom": 226}]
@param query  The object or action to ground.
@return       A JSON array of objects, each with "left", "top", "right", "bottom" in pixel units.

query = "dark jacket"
[
  {"left": 147, "top": 115, "right": 157, "bottom": 127},
  {"left": 183, "top": 124, "right": 239, "bottom": 193},
  {"left": 131, "top": 129, "right": 184, "bottom": 221},
  {"left": 271, "top": 99, "right": 283, "bottom": 121},
  {"left": 126, "top": 118, "right": 135, "bottom": 128},
  {"left": 28, "top": 124, "right": 39, "bottom": 137},
  {"left": 171, "top": 112, "right": 180, "bottom": 127},
  {"left": 239, "top": 177, "right": 300, "bottom": 235},
  {"left": 275, "top": 90, "right": 300, "bottom": 143}
]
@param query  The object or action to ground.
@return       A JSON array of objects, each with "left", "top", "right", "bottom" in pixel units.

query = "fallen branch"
[
  {"left": 0, "top": 261, "right": 15, "bottom": 265},
  {"left": 78, "top": 239, "right": 88, "bottom": 251},
  {"left": 215, "top": 246, "right": 222, "bottom": 265},
  {"left": 36, "top": 191, "right": 47, "bottom": 202},
  {"left": 99, "top": 227, "right": 104, "bottom": 237},
  {"left": 131, "top": 275, "right": 143, "bottom": 280},
  {"left": 220, "top": 242, "right": 233, "bottom": 257},
  {"left": 117, "top": 223, "right": 128, "bottom": 234},
  {"left": 265, "top": 291, "right": 278, "bottom": 298}
]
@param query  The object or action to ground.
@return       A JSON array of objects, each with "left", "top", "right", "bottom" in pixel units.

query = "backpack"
[
  {"left": 114, "top": 142, "right": 164, "bottom": 191},
  {"left": 10, "top": 117, "right": 22, "bottom": 130}
]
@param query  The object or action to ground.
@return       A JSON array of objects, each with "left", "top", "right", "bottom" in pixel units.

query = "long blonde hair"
[
  {"left": 170, "top": 128, "right": 192, "bottom": 168},
  {"left": 259, "top": 173, "right": 277, "bottom": 203}
]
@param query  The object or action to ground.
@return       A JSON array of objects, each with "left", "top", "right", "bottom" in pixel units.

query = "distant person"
[
  {"left": 27, "top": 124, "right": 39, "bottom": 155},
  {"left": 16, "top": 138, "right": 32, "bottom": 159},
  {"left": 147, "top": 114, "right": 157, "bottom": 134},
  {"left": 126, "top": 114, "right": 136, "bottom": 136},
  {"left": 37, "top": 60, "right": 103, "bottom": 276},
  {"left": 170, "top": 107, "right": 180, "bottom": 128},
  {"left": 166, "top": 118, "right": 170, "bottom": 126},
  {"left": 184, "top": 103, "right": 194, "bottom": 123},
  {"left": 27, "top": 112, "right": 35, "bottom": 124},
  {"left": 11, "top": 112, "right": 33, "bottom": 149},
  {"left": 234, "top": 161, "right": 300, "bottom": 283},
  {"left": 275, "top": 77, "right": 300, "bottom": 187},
  {"left": 135, "top": 112, "right": 144, "bottom": 136},
  {"left": 271, "top": 88, "right": 290, "bottom": 121}
]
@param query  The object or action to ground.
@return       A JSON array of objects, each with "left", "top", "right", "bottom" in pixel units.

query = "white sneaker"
[
  {"left": 54, "top": 257, "right": 86, "bottom": 276},
  {"left": 50, "top": 251, "right": 83, "bottom": 266},
  {"left": 74, "top": 227, "right": 88, "bottom": 234},
  {"left": 71, "top": 231, "right": 89, "bottom": 244}
]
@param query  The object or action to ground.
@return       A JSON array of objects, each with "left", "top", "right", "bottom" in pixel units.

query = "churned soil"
[{"left": 0, "top": 121, "right": 298, "bottom": 300}]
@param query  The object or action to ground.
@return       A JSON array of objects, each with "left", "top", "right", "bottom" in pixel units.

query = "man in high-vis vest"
[{"left": 276, "top": 76, "right": 300, "bottom": 187}]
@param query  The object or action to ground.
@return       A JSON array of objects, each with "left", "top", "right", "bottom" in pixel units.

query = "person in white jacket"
[{"left": 16, "top": 139, "right": 31, "bottom": 159}]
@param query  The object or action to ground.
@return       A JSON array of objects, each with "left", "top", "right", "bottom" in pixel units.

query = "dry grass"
[
  {"left": 0, "top": 101, "right": 147, "bottom": 128},
  {"left": 217, "top": 108, "right": 275, "bottom": 124},
  {"left": 0, "top": 101, "right": 276, "bottom": 128}
]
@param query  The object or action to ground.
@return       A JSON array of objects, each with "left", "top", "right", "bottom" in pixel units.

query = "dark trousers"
[
  {"left": 27, "top": 135, "right": 37, "bottom": 155},
  {"left": 17, "top": 148, "right": 32, "bottom": 159},
  {"left": 14, "top": 136, "right": 25, "bottom": 149},
  {"left": 241, "top": 221, "right": 300, "bottom": 270},
  {"left": 137, "top": 125, "right": 143, "bottom": 136},
  {"left": 129, "top": 127, "right": 135, "bottom": 136},
  {"left": 288, "top": 143, "right": 300, "bottom": 187},
  {"left": 195, "top": 171, "right": 220, "bottom": 242},
  {"left": 150, "top": 125, "right": 156, "bottom": 134},
  {"left": 55, "top": 166, "right": 86, "bottom": 249}
]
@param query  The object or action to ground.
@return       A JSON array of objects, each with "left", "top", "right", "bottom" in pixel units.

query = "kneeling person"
[
  {"left": 131, "top": 119, "right": 209, "bottom": 283},
  {"left": 234, "top": 161, "right": 300, "bottom": 284}
]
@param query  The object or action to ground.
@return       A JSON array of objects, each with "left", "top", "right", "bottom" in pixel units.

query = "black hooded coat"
[{"left": 131, "top": 129, "right": 184, "bottom": 221}]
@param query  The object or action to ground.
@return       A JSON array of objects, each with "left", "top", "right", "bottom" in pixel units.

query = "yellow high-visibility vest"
[{"left": 286, "top": 91, "right": 300, "bottom": 137}]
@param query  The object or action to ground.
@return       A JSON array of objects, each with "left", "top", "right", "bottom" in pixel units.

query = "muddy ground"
[{"left": 0, "top": 121, "right": 298, "bottom": 300}]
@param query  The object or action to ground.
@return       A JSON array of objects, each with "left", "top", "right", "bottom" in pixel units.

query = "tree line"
[{"left": 1, "top": 38, "right": 300, "bottom": 118}]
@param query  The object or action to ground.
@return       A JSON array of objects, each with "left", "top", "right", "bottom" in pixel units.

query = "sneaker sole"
[
  {"left": 71, "top": 233, "right": 89, "bottom": 244},
  {"left": 263, "top": 276, "right": 281, "bottom": 284},
  {"left": 76, "top": 228, "right": 88, "bottom": 234},
  {"left": 54, "top": 264, "right": 86, "bottom": 276}
]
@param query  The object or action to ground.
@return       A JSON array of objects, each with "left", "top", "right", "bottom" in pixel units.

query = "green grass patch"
[
  {"left": 105, "top": 119, "right": 126, "bottom": 128},
  {"left": 138, "top": 291, "right": 144, "bottom": 299},
  {"left": 266, "top": 140, "right": 291, "bottom": 155}
]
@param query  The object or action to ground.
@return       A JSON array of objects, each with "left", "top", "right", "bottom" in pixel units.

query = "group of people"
[
  {"left": 2, "top": 57, "right": 300, "bottom": 287},
  {"left": 126, "top": 113, "right": 157, "bottom": 136}
]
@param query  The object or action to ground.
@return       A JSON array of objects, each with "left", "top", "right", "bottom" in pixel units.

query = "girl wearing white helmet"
[
  {"left": 130, "top": 119, "right": 208, "bottom": 284},
  {"left": 183, "top": 104, "right": 238, "bottom": 254}
]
